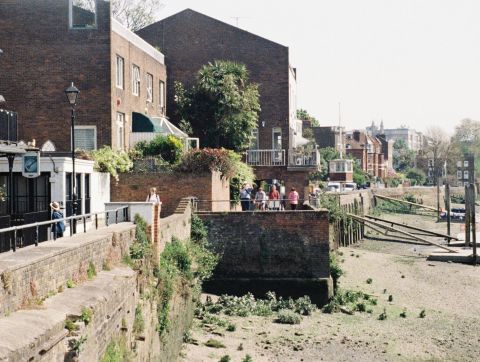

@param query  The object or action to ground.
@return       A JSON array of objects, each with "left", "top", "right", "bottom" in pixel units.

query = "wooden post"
[
  {"left": 445, "top": 183, "right": 451, "bottom": 242},
  {"left": 470, "top": 184, "right": 477, "bottom": 265},
  {"left": 465, "top": 185, "right": 471, "bottom": 247}
]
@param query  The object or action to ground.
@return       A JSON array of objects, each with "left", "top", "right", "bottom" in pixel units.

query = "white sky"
[{"left": 158, "top": 0, "right": 480, "bottom": 133}]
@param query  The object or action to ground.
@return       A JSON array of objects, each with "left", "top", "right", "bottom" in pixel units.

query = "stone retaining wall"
[{"left": 198, "top": 210, "right": 332, "bottom": 304}]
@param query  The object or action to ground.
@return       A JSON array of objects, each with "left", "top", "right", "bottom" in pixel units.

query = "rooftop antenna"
[
  {"left": 338, "top": 102, "right": 343, "bottom": 159},
  {"left": 231, "top": 16, "right": 249, "bottom": 27}
]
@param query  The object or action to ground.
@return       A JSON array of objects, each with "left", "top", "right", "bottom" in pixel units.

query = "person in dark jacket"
[{"left": 50, "top": 201, "right": 65, "bottom": 239}]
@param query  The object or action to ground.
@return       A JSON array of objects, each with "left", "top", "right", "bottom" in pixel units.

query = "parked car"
[
  {"left": 327, "top": 182, "right": 341, "bottom": 192},
  {"left": 440, "top": 208, "right": 466, "bottom": 221},
  {"left": 344, "top": 182, "right": 357, "bottom": 191}
]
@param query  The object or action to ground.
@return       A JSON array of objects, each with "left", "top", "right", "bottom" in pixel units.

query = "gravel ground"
[{"left": 181, "top": 213, "right": 480, "bottom": 362}]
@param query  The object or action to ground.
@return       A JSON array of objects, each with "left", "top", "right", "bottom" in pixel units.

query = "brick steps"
[{"left": 0, "top": 267, "right": 136, "bottom": 361}]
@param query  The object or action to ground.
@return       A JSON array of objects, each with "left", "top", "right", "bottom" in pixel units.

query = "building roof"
[
  {"left": 112, "top": 18, "right": 165, "bottom": 64},
  {"left": 140, "top": 8, "right": 288, "bottom": 50}
]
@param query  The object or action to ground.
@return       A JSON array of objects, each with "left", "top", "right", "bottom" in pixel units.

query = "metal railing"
[
  {"left": 193, "top": 198, "right": 308, "bottom": 212},
  {"left": 246, "top": 149, "right": 286, "bottom": 166},
  {"left": 288, "top": 148, "right": 321, "bottom": 167},
  {"left": 0, "top": 206, "right": 130, "bottom": 253}
]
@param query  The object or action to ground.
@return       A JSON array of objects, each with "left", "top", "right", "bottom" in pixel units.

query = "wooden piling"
[
  {"left": 445, "top": 183, "right": 451, "bottom": 241},
  {"left": 465, "top": 185, "right": 471, "bottom": 248}
]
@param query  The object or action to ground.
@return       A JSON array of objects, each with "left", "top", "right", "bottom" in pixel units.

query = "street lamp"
[{"left": 64, "top": 82, "right": 80, "bottom": 228}]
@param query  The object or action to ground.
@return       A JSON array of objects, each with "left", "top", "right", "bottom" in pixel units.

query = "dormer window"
[{"left": 69, "top": 0, "right": 97, "bottom": 29}]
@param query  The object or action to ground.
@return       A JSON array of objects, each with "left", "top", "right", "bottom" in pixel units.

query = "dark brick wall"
[
  {"left": 0, "top": 0, "right": 167, "bottom": 151},
  {"left": 253, "top": 167, "right": 311, "bottom": 201},
  {"left": 198, "top": 210, "right": 330, "bottom": 279},
  {"left": 0, "top": 0, "right": 112, "bottom": 151},
  {"left": 110, "top": 171, "right": 230, "bottom": 216},
  {"left": 137, "top": 9, "right": 291, "bottom": 152}
]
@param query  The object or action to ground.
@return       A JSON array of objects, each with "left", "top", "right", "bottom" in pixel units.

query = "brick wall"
[
  {"left": 253, "top": 167, "right": 311, "bottom": 201},
  {"left": 198, "top": 210, "right": 332, "bottom": 304},
  {"left": 198, "top": 211, "right": 330, "bottom": 278},
  {"left": 0, "top": 0, "right": 166, "bottom": 151},
  {"left": 137, "top": 9, "right": 291, "bottom": 153},
  {"left": 111, "top": 171, "right": 230, "bottom": 216}
]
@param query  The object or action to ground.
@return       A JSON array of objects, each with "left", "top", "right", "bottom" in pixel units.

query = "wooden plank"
[
  {"left": 364, "top": 215, "right": 459, "bottom": 241},
  {"left": 347, "top": 213, "right": 459, "bottom": 253},
  {"left": 373, "top": 194, "right": 438, "bottom": 212}
]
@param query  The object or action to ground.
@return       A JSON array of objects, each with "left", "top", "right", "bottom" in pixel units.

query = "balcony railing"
[
  {"left": 246, "top": 149, "right": 321, "bottom": 168},
  {"left": 246, "top": 149, "right": 286, "bottom": 166},
  {"left": 288, "top": 149, "right": 320, "bottom": 168}
]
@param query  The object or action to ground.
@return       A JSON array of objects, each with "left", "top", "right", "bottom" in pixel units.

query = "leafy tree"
[
  {"left": 424, "top": 127, "right": 450, "bottom": 185},
  {"left": 393, "top": 139, "right": 416, "bottom": 172},
  {"left": 405, "top": 168, "right": 426, "bottom": 186},
  {"left": 175, "top": 61, "right": 261, "bottom": 152},
  {"left": 297, "top": 109, "right": 320, "bottom": 127},
  {"left": 309, "top": 147, "right": 340, "bottom": 181},
  {"left": 91, "top": 146, "right": 133, "bottom": 181},
  {"left": 451, "top": 118, "right": 480, "bottom": 174},
  {"left": 75, "top": 0, "right": 163, "bottom": 32}
]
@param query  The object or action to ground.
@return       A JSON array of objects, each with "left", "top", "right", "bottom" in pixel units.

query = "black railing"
[
  {"left": 0, "top": 215, "right": 10, "bottom": 253},
  {"left": 0, "top": 206, "right": 130, "bottom": 253}
]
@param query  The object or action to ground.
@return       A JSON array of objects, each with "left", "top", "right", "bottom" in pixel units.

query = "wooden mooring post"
[
  {"left": 445, "top": 183, "right": 451, "bottom": 241},
  {"left": 465, "top": 184, "right": 471, "bottom": 248}
]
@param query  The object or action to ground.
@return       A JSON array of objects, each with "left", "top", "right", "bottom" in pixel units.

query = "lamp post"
[{"left": 65, "top": 83, "right": 80, "bottom": 230}]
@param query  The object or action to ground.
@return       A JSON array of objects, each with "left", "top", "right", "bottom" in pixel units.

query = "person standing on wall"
[
  {"left": 240, "top": 182, "right": 252, "bottom": 211},
  {"left": 268, "top": 184, "right": 280, "bottom": 210},
  {"left": 146, "top": 187, "right": 161, "bottom": 204},
  {"left": 50, "top": 201, "right": 65, "bottom": 239},
  {"left": 288, "top": 187, "right": 299, "bottom": 210}
]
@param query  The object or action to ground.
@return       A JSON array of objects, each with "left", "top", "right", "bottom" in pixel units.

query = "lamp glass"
[{"left": 65, "top": 82, "right": 80, "bottom": 106}]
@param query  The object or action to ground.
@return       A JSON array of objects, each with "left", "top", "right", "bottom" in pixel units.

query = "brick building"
[
  {"left": 345, "top": 130, "right": 387, "bottom": 179},
  {"left": 137, "top": 9, "right": 319, "bottom": 196},
  {"left": 0, "top": 0, "right": 167, "bottom": 152}
]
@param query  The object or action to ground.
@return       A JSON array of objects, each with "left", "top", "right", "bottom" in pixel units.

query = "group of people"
[{"left": 240, "top": 183, "right": 299, "bottom": 211}]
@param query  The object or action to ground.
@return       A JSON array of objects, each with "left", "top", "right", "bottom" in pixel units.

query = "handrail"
[{"left": 0, "top": 206, "right": 129, "bottom": 234}]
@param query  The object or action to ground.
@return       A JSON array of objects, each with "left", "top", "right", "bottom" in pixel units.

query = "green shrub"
[
  {"left": 87, "top": 261, "right": 96, "bottom": 280},
  {"left": 330, "top": 254, "right": 344, "bottom": 293},
  {"left": 65, "top": 319, "right": 77, "bottom": 332},
  {"left": 80, "top": 307, "right": 93, "bottom": 325},
  {"left": 135, "top": 135, "right": 184, "bottom": 164},
  {"left": 133, "top": 305, "right": 145, "bottom": 334},
  {"left": 66, "top": 279, "right": 75, "bottom": 289},
  {"left": 242, "top": 355, "right": 253, "bottom": 362},
  {"left": 100, "top": 337, "right": 132, "bottom": 362},
  {"left": 378, "top": 308, "right": 387, "bottom": 320},
  {"left": 366, "top": 278, "right": 373, "bottom": 284},
  {"left": 162, "top": 238, "right": 192, "bottom": 277},
  {"left": 226, "top": 323, "right": 236, "bottom": 332},
  {"left": 219, "top": 356, "right": 231, "bottom": 362},
  {"left": 205, "top": 339, "right": 226, "bottom": 348},
  {"left": 276, "top": 309, "right": 301, "bottom": 324},
  {"left": 91, "top": 146, "right": 132, "bottom": 181},
  {"left": 191, "top": 214, "right": 208, "bottom": 243}
]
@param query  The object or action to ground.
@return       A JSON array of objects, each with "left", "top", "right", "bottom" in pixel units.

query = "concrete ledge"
[
  {"left": 0, "top": 267, "right": 136, "bottom": 362},
  {"left": 203, "top": 277, "right": 333, "bottom": 306},
  {"left": 428, "top": 248, "right": 479, "bottom": 264},
  {"left": 0, "top": 223, "right": 135, "bottom": 316}
]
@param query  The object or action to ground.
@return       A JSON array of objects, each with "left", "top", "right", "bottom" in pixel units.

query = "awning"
[{"left": 132, "top": 112, "right": 187, "bottom": 139}]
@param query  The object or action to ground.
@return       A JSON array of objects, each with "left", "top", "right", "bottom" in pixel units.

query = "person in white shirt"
[
  {"left": 146, "top": 187, "right": 161, "bottom": 204},
  {"left": 254, "top": 187, "right": 267, "bottom": 211}
]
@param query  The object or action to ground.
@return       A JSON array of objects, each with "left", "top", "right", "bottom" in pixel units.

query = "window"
[
  {"left": 272, "top": 128, "right": 282, "bottom": 150},
  {"left": 457, "top": 161, "right": 462, "bottom": 168},
  {"left": 117, "top": 113, "right": 125, "bottom": 150},
  {"left": 464, "top": 160, "right": 469, "bottom": 167},
  {"left": 74, "top": 126, "right": 96, "bottom": 150},
  {"left": 132, "top": 65, "right": 140, "bottom": 96},
  {"left": 159, "top": 80, "right": 165, "bottom": 113},
  {"left": 116, "top": 56, "right": 124, "bottom": 89},
  {"left": 146, "top": 73, "right": 153, "bottom": 102},
  {"left": 464, "top": 170, "right": 469, "bottom": 180},
  {"left": 250, "top": 129, "right": 259, "bottom": 150},
  {"left": 69, "top": 0, "right": 97, "bottom": 29},
  {"left": 457, "top": 171, "right": 462, "bottom": 180}
]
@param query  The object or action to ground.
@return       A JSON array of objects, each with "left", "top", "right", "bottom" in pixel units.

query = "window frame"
[
  {"left": 132, "top": 65, "right": 140, "bottom": 96},
  {"left": 159, "top": 80, "right": 165, "bottom": 113},
  {"left": 116, "top": 112, "right": 125, "bottom": 150},
  {"left": 116, "top": 55, "right": 124, "bottom": 89},
  {"left": 146, "top": 73, "right": 153, "bottom": 103},
  {"left": 69, "top": 0, "right": 98, "bottom": 30},
  {"left": 74, "top": 125, "right": 97, "bottom": 151}
]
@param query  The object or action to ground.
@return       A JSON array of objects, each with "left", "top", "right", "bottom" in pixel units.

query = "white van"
[{"left": 327, "top": 182, "right": 341, "bottom": 192}]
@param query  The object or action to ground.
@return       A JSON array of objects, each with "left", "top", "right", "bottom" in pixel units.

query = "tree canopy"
[
  {"left": 392, "top": 139, "right": 416, "bottom": 172},
  {"left": 175, "top": 60, "right": 261, "bottom": 152},
  {"left": 297, "top": 109, "right": 320, "bottom": 127}
]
